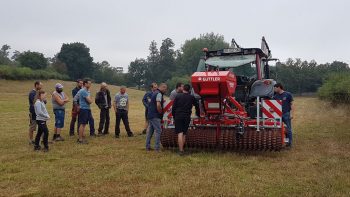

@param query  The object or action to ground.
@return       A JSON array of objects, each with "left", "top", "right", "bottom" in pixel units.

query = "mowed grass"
[{"left": 0, "top": 80, "right": 349, "bottom": 197}]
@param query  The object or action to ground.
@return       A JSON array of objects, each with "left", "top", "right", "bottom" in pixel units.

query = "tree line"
[
  {"left": 271, "top": 59, "right": 349, "bottom": 95},
  {"left": 1, "top": 32, "right": 349, "bottom": 98},
  {"left": 0, "top": 43, "right": 126, "bottom": 84},
  {"left": 128, "top": 33, "right": 349, "bottom": 95},
  {"left": 128, "top": 33, "right": 229, "bottom": 91}
]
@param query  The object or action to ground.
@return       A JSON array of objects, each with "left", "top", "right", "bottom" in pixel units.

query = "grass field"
[{"left": 0, "top": 80, "right": 349, "bottom": 197}]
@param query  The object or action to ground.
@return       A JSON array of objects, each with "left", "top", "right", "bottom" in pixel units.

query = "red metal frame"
[
  {"left": 189, "top": 67, "right": 282, "bottom": 137},
  {"left": 163, "top": 54, "right": 284, "bottom": 145}
]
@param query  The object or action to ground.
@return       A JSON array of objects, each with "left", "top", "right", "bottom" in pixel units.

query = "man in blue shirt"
[
  {"left": 77, "top": 79, "right": 93, "bottom": 144},
  {"left": 273, "top": 83, "right": 294, "bottom": 147},
  {"left": 141, "top": 83, "right": 158, "bottom": 135},
  {"left": 73, "top": 81, "right": 95, "bottom": 137},
  {"left": 28, "top": 81, "right": 43, "bottom": 145},
  {"left": 146, "top": 83, "right": 167, "bottom": 152}
]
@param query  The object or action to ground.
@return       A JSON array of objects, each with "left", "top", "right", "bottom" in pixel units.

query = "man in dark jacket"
[
  {"left": 28, "top": 81, "right": 43, "bottom": 144},
  {"left": 172, "top": 84, "right": 200, "bottom": 155},
  {"left": 274, "top": 83, "right": 294, "bottom": 147},
  {"left": 69, "top": 79, "right": 83, "bottom": 136},
  {"left": 141, "top": 83, "right": 158, "bottom": 134},
  {"left": 95, "top": 82, "right": 111, "bottom": 135},
  {"left": 145, "top": 83, "right": 167, "bottom": 152}
]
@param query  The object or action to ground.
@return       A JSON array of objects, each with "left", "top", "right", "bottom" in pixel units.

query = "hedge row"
[
  {"left": 0, "top": 65, "right": 69, "bottom": 80},
  {"left": 318, "top": 72, "right": 350, "bottom": 104}
]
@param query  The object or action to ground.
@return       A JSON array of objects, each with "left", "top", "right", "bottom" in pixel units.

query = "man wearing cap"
[
  {"left": 52, "top": 83, "right": 69, "bottom": 141},
  {"left": 95, "top": 82, "right": 111, "bottom": 135}
]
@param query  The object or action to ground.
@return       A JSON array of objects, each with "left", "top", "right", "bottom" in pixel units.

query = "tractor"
[{"left": 161, "top": 37, "right": 286, "bottom": 151}]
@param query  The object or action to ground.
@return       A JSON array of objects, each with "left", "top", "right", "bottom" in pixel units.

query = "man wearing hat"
[{"left": 52, "top": 83, "right": 69, "bottom": 141}]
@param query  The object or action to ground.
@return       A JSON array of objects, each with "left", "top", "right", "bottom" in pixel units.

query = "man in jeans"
[
  {"left": 69, "top": 79, "right": 83, "bottom": 136},
  {"left": 51, "top": 83, "right": 69, "bottom": 141},
  {"left": 113, "top": 86, "right": 134, "bottom": 138},
  {"left": 77, "top": 79, "right": 93, "bottom": 144},
  {"left": 95, "top": 82, "right": 111, "bottom": 135},
  {"left": 141, "top": 83, "right": 158, "bottom": 134},
  {"left": 273, "top": 83, "right": 294, "bottom": 147},
  {"left": 146, "top": 83, "right": 167, "bottom": 152},
  {"left": 28, "top": 81, "right": 43, "bottom": 145}
]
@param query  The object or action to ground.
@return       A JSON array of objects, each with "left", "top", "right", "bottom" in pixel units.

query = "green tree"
[
  {"left": 166, "top": 75, "right": 191, "bottom": 95},
  {"left": 92, "top": 61, "right": 117, "bottom": 84},
  {"left": 16, "top": 51, "right": 48, "bottom": 70},
  {"left": 318, "top": 72, "right": 350, "bottom": 104},
  {"left": 128, "top": 58, "right": 148, "bottom": 89},
  {"left": 157, "top": 38, "right": 176, "bottom": 82},
  {"left": 50, "top": 54, "right": 68, "bottom": 74},
  {"left": 145, "top": 40, "right": 160, "bottom": 84},
  {"left": 318, "top": 61, "right": 349, "bottom": 75},
  {"left": 176, "top": 33, "right": 229, "bottom": 75},
  {"left": 275, "top": 58, "right": 307, "bottom": 94},
  {"left": 273, "top": 59, "right": 350, "bottom": 94},
  {"left": 0, "top": 44, "right": 12, "bottom": 65},
  {"left": 57, "top": 42, "right": 94, "bottom": 79},
  {"left": 98, "top": 63, "right": 126, "bottom": 86},
  {"left": 11, "top": 50, "right": 21, "bottom": 61}
]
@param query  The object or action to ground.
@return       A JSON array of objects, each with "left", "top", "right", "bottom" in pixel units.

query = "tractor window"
[
  {"left": 205, "top": 55, "right": 256, "bottom": 68},
  {"left": 231, "top": 62, "right": 256, "bottom": 78},
  {"left": 196, "top": 59, "right": 206, "bottom": 72},
  {"left": 197, "top": 54, "right": 257, "bottom": 73},
  {"left": 196, "top": 54, "right": 259, "bottom": 79}
]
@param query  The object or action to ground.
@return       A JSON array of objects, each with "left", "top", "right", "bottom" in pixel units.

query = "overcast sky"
[{"left": 1, "top": 0, "right": 349, "bottom": 70}]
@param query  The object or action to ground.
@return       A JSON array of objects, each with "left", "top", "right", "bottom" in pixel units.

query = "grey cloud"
[{"left": 0, "top": 0, "right": 349, "bottom": 70}]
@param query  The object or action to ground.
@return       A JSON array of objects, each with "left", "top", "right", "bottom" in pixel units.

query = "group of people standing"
[
  {"left": 28, "top": 79, "right": 200, "bottom": 155},
  {"left": 143, "top": 82, "right": 199, "bottom": 155},
  {"left": 28, "top": 81, "right": 69, "bottom": 151},
  {"left": 28, "top": 79, "right": 137, "bottom": 150},
  {"left": 73, "top": 79, "right": 135, "bottom": 143},
  {"left": 27, "top": 79, "right": 293, "bottom": 153}
]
